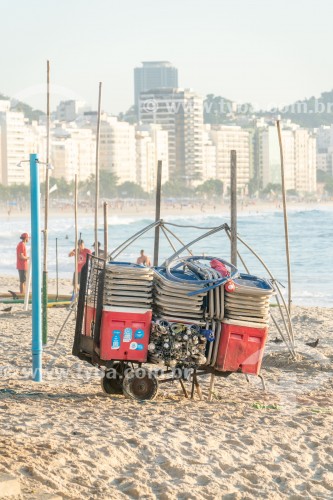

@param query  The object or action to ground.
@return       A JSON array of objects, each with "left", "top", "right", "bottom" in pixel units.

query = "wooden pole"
[
  {"left": 103, "top": 201, "right": 108, "bottom": 259},
  {"left": 55, "top": 237, "right": 59, "bottom": 301},
  {"left": 153, "top": 160, "right": 162, "bottom": 266},
  {"left": 74, "top": 174, "right": 78, "bottom": 299},
  {"left": 230, "top": 150, "right": 237, "bottom": 266},
  {"left": 276, "top": 120, "right": 292, "bottom": 313},
  {"left": 42, "top": 59, "right": 50, "bottom": 345},
  {"left": 95, "top": 82, "right": 102, "bottom": 258}
]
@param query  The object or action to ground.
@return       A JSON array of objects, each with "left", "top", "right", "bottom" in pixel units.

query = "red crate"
[
  {"left": 84, "top": 305, "right": 96, "bottom": 336},
  {"left": 215, "top": 320, "right": 268, "bottom": 375},
  {"left": 99, "top": 306, "right": 152, "bottom": 362}
]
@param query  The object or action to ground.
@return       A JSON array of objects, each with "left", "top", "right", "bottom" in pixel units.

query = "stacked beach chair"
[
  {"left": 103, "top": 262, "right": 154, "bottom": 309},
  {"left": 153, "top": 268, "right": 207, "bottom": 323}
]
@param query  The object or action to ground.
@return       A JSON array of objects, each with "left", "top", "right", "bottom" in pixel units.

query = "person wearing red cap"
[{"left": 16, "top": 233, "right": 29, "bottom": 294}]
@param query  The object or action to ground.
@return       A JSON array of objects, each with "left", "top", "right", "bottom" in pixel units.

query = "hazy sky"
[{"left": 1, "top": 0, "right": 332, "bottom": 114}]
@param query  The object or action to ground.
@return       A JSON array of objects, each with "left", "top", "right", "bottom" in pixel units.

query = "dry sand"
[{"left": 0, "top": 275, "right": 332, "bottom": 499}]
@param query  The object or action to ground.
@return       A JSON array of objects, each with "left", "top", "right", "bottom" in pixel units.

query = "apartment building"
[
  {"left": 51, "top": 124, "right": 95, "bottom": 182},
  {"left": 99, "top": 116, "right": 136, "bottom": 184},
  {"left": 134, "top": 61, "right": 178, "bottom": 112},
  {"left": 139, "top": 88, "right": 204, "bottom": 184},
  {"left": 0, "top": 108, "right": 28, "bottom": 185},
  {"left": 257, "top": 123, "right": 316, "bottom": 193},
  {"left": 135, "top": 124, "right": 169, "bottom": 193},
  {"left": 209, "top": 125, "right": 250, "bottom": 195}
]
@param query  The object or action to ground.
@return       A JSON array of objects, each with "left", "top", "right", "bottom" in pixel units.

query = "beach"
[{"left": 0, "top": 275, "right": 332, "bottom": 499}]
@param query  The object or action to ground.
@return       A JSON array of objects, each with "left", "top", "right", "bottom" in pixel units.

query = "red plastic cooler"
[
  {"left": 99, "top": 306, "right": 152, "bottom": 362},
  {"left": 215, "top": 320, "right": 268, "bottom": 375},
  {"left": 84, "top": 304, "right": 96, "bottom": 336}
]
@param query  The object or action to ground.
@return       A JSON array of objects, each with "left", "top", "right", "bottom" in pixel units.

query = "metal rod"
[
  {"left": 161, "top": 224, "right": 194, "bottom": 256},
  {"left": 103, "top": 201, "right": 108, "bottom": 259},
  {"left": 162, "top": 223, "right": 228, "bottom": 267},
  {"left": 160, "top": 225, "right": 177, "bottom": 253},
  {"left": 225, "top": 228, "right": 250, "bottom": 273},
  {"left": 95, "top": 82, "right": 102, "bottom": 258},
  {"left": 153, "top": 160, "right": 162, "bottom": 266},
  {"left": 110, "top": 220, "right": 160, "bottom": 260},
  {"left": 276, "top": 120, "right": 292, "bottom": 314},
  {"left": 230, "top": 150, "right": 237, "bottom": 266},
  {"left": 30, "top": 154, "right": 42, "bottom": 382},
  {"left": 42, "top": 59, "right": 50, "bottom": 346}
]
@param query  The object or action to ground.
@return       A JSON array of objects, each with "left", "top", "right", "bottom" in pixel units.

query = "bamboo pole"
[
  {"left": 153, "top": 160, "right": 162, "bottom": 266},
  {"left": 230, "top": 150, "right": 237, "bottom": 266},
  {"left": 95, "top": 82, "right": 102, "bottom": 259},
  {"left": 276, "top": 120, "right": 292, "bottom": 314},
  {"left": 55, "top": 237, "right": 59, "bottom": 301},
  {"left": 103, "top": 201, "right": 108, "bottom": 259},
  {"left": 74, "top": 174, "right": 78, "bottom": 299},
  {"left": 42, "top": 60, "right": 50, "bottom": 345}
]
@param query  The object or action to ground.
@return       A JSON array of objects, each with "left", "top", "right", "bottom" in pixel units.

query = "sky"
[{"left": 1, "top": 0, "right": 333, "bottom": 114}]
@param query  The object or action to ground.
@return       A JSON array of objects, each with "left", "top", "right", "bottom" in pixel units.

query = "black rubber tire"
[
  {"left": 122, "top": 368, "right": 159, "bottom": 401},
  {"left": 101, "top": 364, "right": 124, "bottom": 395}
]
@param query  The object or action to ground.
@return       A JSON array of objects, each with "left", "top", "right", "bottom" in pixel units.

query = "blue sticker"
[
  {"left": 134, "top": 329, "right": 144, "bottom": 339},
  {"left": 124, "top": 327, "right": 132, "bottom": 342},
  {"left": 111, "top": 330, "right": 121, "bottom": 349},
  {"left": 136, "top": 343, "right": 144, "bottom": 351}
]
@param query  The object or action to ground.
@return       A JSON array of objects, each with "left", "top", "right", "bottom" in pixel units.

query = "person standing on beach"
[
  {"left": 16, "top": 233, "right": 29, "bottom": 294},
  {"left": 92, "top": 241, "right": 106, "bottom": 259},
  {"left": 136, "top": 249, "right": 151, "bottom": 267},
  {"left": 68, "top": 239, "right": 92, "bottom": 285}
]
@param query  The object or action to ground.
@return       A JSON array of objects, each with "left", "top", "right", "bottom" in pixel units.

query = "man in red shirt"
[
  {"left": 16, "top": 232, "right": 29, "bottom": 294},
  {"left": 68, "top": 239, "right": 92, "bottom": 286}
]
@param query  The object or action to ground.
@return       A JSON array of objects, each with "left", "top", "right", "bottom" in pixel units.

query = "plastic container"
[
  {"left": 84, "top": 304, "right": 96, "bottom": 337},
  {"left": 99, "top": 306, "right": 152, "bottom": 362},
  {"left": 215, "top": 319, "right": 268, "bottom": 375}
]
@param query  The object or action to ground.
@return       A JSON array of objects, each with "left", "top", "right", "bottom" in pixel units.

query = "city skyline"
[{"left": 1, "top": 0, "right": 333, "bottom": 115}]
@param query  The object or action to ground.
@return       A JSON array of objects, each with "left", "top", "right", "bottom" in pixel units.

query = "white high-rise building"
[
  {"left": 139, "top": 88, "right": 204, "bottom": 184},
  {"left": 135, "top": 124, "right": 169, "bottom": 193},
  {"left": 51, "top": 124, "right": 96, "bottom": 182},
  {"left": 209, "top": 126, "right": 250, "bottom": 195},
  {"left": 100, "top": 117, "right": 136, "bottom": 184},
  {"left": 56, "top": 100, "right": 90, "bottom": 122},
  {"left": 202, "top": 125, "right": 217, "bottom": 181},
  {"left": 0, "top": 110, "right": 28, "bottom": 185},
  {"left": 316, "top": 125, "right": 333, "bottom": 175},
  {"left": 258, "top": 123, "right": 316, "bottom": 193}
]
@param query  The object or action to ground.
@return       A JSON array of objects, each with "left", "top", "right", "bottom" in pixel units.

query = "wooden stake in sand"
[
  {"left": 276, "top": 120, "right": 292, "bottom": 314},
  {"left": 94, "top": 82, "right": 102, "bottom": 259},
  {"left": 42, "top": 60, "right": 51, "bottom": 345},
  {"left": 153, "top": 160, "right": 162, "bottom": 266},
  {"left": 104, "top": 201, "right": 108, "bottom": 259}
]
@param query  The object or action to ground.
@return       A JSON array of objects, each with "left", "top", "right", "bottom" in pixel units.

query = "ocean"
[{"left": 1, "top": 207, "right": 332, "bottom": 307}]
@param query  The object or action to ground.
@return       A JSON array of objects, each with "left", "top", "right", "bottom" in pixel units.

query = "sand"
[{"left": 0, "top": 275, "right": 332, "bottom": 499}]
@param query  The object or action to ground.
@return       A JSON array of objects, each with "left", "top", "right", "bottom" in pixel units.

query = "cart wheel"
[
  {"left": 101, "top": 363, "right": 124, "bottom": 395},
  {"left": 123, "top": 368, "right": 159, "bottom": 401}
]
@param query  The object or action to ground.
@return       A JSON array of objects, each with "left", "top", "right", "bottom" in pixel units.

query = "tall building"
[
  {"left": 209, "top": 126, "right": 250, "bottom": 195},
  {"left": 258, "top": 123, "right": 316, "bottom": 194},
  {"left": 99, "top": 116, "right": 136, "bottom": 184},
  {"left": 0, "top": 110, "right": 28, "bottom": 185},
  {"left": 51, "top": 124, "right": 96, "bottom": 183},
  {"left": 139, "top": 88, "right": 204, "bottom": 184},
  {"left": 56, "top": 100, "right": 90, "bottom": 122},
  {"left": 135, "top": 124, "right": 169, "bottom": 192},
  {"left": 134, "top": 61, "right": 178, "bottom": 112},
  {"left": 316, "top": 125, "right": 333, "bottom": 175}
]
